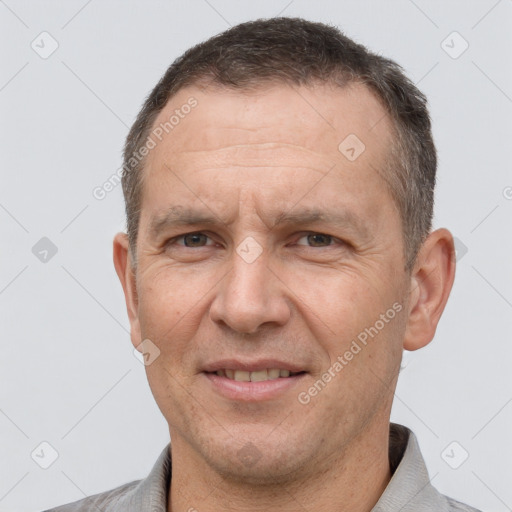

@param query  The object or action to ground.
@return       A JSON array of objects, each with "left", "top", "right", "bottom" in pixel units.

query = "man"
[{"left": 45, "top": 17, "right": 481, "bottom": 512}]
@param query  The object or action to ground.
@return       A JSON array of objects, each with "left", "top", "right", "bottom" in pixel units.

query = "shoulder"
[
  {"left": 42, "top": 443, "right": 172, "bottom": 512},
  {"left": 42, "top": 479, "right": 141, "bottom": 511},
  {"left": 445, "top": 496, "right": 483, "bottom": 512},
  {"left": 384, "top": 425, "right": 483, "bottom": 512}
]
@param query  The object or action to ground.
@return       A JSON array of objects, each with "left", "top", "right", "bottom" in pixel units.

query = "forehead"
[
  {"left": 140, "top": 82, "right": 397, "bottom": 227},
  {"left": 150, "top": 81, "right": 392, "bottom": 163}
]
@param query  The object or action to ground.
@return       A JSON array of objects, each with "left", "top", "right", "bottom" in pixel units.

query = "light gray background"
[{"left": 1, "top": 1, "right": 511, "bottom": 511}]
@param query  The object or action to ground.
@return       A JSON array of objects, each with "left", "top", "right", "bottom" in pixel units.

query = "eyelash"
[{"left": 166, "top": 232, "right": 345, "bottom": 249}]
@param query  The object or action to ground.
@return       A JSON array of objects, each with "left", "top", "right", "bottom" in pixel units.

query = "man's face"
[{"left": 127, "top": 82, "right": 411, "bottom": 482}]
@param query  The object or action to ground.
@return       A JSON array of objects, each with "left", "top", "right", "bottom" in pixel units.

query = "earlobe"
[
  {"left": 113, "top": 232, "right": 142, "bottom": 347},
  {"left": 403, "top": 228, "right": 456, "bottom": 351}
]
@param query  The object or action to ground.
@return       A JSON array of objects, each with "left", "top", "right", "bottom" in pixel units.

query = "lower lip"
[{"left": 203, "top": 372, "right": 307, "bottom": 402}]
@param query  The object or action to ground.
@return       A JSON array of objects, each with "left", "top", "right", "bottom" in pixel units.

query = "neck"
[{"left": 168, "top": 418, "right": 392, "bottom": 512}]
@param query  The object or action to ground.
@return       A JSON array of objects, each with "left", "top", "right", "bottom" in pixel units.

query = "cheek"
[
  {"left": 297, "top": 268, "right": 404, "bottom": 375},
  {"left": 136, "top": 268, "right": 205, "bottom": 358},
  {"left": 286, "top": 266, "right": 380, "bottom": 341}
]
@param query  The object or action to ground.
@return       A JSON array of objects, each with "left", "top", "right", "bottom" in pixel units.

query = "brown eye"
[
  {"left": 177, "top": 233, "right": 211, "bottom": 247},
  {"left": 297, "top": 233, "right": 335, "bottom": 247},
  {"left": 308, "top": 234, "right": 332, "bottom": 247}
]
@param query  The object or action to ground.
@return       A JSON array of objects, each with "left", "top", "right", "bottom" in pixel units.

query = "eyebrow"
[
  {"left": 272, "top": 209, "right": 370, "bottom": 238},
  {"left": 148, "top": 206, "right": 370, "bottom": 239},
  {"left": 149, "top": 207, "right": 221, "bottom": 239}
]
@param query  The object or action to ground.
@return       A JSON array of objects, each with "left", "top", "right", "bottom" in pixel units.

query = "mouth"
[
  {"left": 202, "top": 365, "right": 308, "bottom": 402},
  {"left": 205, "top": 368, "right": 306, "bottom": 382}
]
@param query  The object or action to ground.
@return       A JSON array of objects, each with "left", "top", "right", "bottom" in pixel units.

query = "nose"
[{"left": 209, "top": 247, "right": 291, "bottom": 334}]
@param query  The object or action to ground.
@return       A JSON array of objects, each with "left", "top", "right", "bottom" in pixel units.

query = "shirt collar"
[
  {"left": 109, "top": 441, "right": 171, "bottom": 511},
  {"left": 371, "top": 423, "right": 448, "bottom": 511}
]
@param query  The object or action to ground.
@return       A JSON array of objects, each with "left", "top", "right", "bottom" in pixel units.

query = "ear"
[
  {"left": 113, "top": 232, "right": 142, "bottom": 348},
  {"left": 403, "top": 228, "right": 456, "bottom": 351}
]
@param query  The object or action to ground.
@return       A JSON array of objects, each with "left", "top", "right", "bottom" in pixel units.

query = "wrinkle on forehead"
[
  {"left": 160, "top": 142, "right": 337, "bottom": 177},
  {"left": 154, "top": 82, "right": 391, "bottom": 147}
]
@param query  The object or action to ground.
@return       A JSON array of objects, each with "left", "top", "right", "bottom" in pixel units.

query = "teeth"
[
  {"left": 268, "top": 368, "right": 280, "bottom": 379},
  {"left": 234, "top": 370, "right": 251, "bottom": 382},
  {"left": 215, "top": 368, "right": 299, "bottom": 382},
  {"left": 250, "top": 370, "right": 268, "bottom": 382}
]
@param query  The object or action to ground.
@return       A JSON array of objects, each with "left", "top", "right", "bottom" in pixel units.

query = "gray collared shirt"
[{"left": 44, "top": 424, "right": 482, "bottom": 512}]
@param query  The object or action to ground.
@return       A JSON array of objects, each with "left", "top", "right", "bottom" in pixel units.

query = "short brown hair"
[{"left": 122, "top": 17, "right": 436, "bottom": 271}]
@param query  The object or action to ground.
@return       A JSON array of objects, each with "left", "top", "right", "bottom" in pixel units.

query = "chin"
[{"left": 205, "top": 435, "right": 309, "bottom": 486}]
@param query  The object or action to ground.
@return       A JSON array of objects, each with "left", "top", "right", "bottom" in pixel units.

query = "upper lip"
[{"left": 202, "top": 359, "right": 306, "bottom": 373}]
